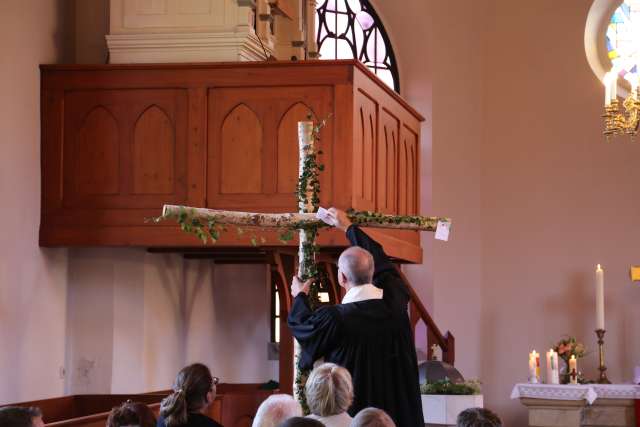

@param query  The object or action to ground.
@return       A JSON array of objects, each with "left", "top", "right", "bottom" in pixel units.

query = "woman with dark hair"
[
  {"left": 158, "top": 363, "right": 223, "bottom": 427},
  {"left": 107, "top": 401, "right": 156, "bottom": 427}
]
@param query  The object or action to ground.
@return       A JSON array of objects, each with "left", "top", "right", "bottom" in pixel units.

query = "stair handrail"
[{"left": 394, "top": 266, "right": 455, "bottom": 366}]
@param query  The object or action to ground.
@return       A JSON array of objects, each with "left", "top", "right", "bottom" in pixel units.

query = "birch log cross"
[{"left": 155, "top": 117, "right": 451, "bottom": 410}]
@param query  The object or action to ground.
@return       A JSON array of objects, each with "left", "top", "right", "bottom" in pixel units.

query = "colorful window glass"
[
  {"left": 606, "top": 0, "right": 640, "bottom": 79},
  {"left": 316, "top": 0, "right": 400, "bottom": 92}
]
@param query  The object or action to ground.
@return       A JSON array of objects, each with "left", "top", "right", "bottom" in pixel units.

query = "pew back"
[{"left": 3, "top": 385, "right": 273, "bottom": 427}]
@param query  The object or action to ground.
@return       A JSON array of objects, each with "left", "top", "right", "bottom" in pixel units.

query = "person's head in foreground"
[
  {"left": 456, "top": 408, "right": 502, "bottom": 427},
  {"left": 350, "top": 408, "right": 395, "bottom": 427},
  {"left": 278, "top": 417, "right": 324, "bottom": 427},
  {"left": 252, "top": 394, "right": 302, "bottom": 427},
  {"left": 107, "top": 401, "right": 157, "bottom": 427},
  {"left": 0, "top": 406, "right": 44, "bottom": 427},
  {"left": 337, "top": 246, "right": 374, "bottom": 290},
  {"left": 305, "top": 363, "right": 353, "bottom": 420},
  {"left": 160, "top": 363, "right": 219, "bottom": 427}
]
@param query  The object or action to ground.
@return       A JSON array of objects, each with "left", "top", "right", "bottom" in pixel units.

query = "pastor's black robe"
[{"left": 288, "top": 225, "right": 424, "bottom": 427}]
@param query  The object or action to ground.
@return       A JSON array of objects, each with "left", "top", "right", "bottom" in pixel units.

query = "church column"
[{"left": 305, "top": 0, "right": 318, "bottom": 58}]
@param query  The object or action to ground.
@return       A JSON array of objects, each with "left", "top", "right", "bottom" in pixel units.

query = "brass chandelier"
[{"left": 602, "top": 70, "right": 640, "bottom": 139}]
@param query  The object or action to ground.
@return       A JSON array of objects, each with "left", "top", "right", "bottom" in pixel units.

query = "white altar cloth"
[{"left": 511, "top": 383, "right": 640, "bottom": 405}]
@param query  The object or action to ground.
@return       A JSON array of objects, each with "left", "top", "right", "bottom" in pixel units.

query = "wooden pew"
[{"left": 3, "top": 384, "right": 274, "bottom": 427}]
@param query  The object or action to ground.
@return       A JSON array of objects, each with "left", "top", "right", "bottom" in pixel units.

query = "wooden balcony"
[{"left": 39, "top": 60, "right": 424, "bottom": 262}]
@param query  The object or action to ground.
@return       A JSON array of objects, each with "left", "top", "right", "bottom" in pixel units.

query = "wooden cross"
[{"left": 157, "top": 119, "right": 451, "bottom": 407}]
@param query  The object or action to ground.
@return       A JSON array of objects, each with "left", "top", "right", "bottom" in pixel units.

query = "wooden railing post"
[
  {"left": 442, "top": 331, "right": 455, "bottom": 365},
  {"left": 270, "top": 251, "right": 296, "bottom": 394}
]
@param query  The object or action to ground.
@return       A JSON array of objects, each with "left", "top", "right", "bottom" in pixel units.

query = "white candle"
[
  {"left": 569, "top": 355, "right": 578, "bottom": 384},
  {"left": 625, "top": 73, "right": 639, "bottom": 99},
  {"left": 596, "top": 264, "right": 605, "bottom": 330},
  {"left": 546, "top": 350, "right": 560, "bottom": 384},
  {"left": 611, "top": 72, "right": 618, "bottom": 101},
  {"left": 529, "top": 351, "right": 537, "bottom": 383},
  {"left": 552, "top": 351, "right": 560, "bottom": 384},
  {"left": 604, "top": 72, "right": 612, "bottom": 106}
]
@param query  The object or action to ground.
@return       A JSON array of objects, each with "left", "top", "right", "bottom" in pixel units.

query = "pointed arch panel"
[
  {"left": 132, "top": 105, "right": 175, "bottom": 194},
  {"left": 76, "top": 106, "right": 119, "bottom": 195},
  {"left": 220, "top": 104, "right": 263, "bottom": 194}
]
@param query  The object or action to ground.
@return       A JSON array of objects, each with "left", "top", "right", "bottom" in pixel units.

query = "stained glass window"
[
  {"left": 316, "top": 0, "right": 400, "bottom": 92},
  {"left": 606, "top": 0, "right": 640, "bottom": 79}
]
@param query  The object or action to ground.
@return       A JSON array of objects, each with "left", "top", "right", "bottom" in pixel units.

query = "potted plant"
[{"left": 421, "top": 379, "right": 483, "bottom": 426}]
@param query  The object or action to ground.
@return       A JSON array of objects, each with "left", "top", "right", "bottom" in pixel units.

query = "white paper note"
[
  {"left": 315, "top": 207, "right": 335, "bottom": 226},
  {"left": 435, "top": 220, "right": 451, "bottom": 241}
]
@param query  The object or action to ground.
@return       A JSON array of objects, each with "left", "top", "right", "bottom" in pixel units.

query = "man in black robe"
[{"left": 288, "top": 208, "right": 424, "bottom": 427}]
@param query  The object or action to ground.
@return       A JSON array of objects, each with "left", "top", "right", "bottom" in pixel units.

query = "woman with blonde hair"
[
  {"left": 305, "top": 363, "right": 354, "bottom": 427},
  {"left": 158, "top": 363, "right": 223, "bottom": 427}
]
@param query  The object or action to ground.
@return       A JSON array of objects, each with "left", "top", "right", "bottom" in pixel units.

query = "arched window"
[
  {"left": 315, "top": 0, "right": 400, "bottom": 92},
  {"left": 606, "top": 0, "right": 639, "bottom": 79},
  {"left": 585, "top": 0, "right": 640, "bottom": 93}
]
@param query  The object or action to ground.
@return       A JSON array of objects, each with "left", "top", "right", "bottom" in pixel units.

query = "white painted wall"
[
  {"left": 375, "top": 1, "right": 640, "bottom": 425},
  {"left": 65, "top": 250, "right": 276, "bottom": 395},
  {"left": 0, "top": 0, "right": 72, "bottom": 404}
]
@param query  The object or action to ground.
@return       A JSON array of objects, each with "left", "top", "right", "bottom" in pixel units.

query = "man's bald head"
[{"left": 338, "top": 247, "right": 374, "bottom": 286}]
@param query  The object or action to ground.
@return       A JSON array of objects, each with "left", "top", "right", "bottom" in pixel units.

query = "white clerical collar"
[{"left": 341, "top": 284, "right": 383, "bottom": 304}]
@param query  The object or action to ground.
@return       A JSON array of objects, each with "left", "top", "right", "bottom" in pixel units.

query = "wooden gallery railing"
[{"left": 269, "top": 251, "right": 456, "bottom": 394}]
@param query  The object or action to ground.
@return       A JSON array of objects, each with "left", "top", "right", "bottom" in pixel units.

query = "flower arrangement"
[
  {"left": 553, "top": 336, "right": 587, "bottom": 384},
  {"left": 553, "top": 336, "right": 586, "bottom": 363}
]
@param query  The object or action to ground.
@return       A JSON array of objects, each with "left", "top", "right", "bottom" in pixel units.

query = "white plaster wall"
[
  {"left": 0, "top": 0, "right": 73, "bottom": 404},
  {"left": 65, "top": 251, "right": 275, "bottom": 395},
  {"left": 372, "top": 0, "right": 485, "bottom": 380}
]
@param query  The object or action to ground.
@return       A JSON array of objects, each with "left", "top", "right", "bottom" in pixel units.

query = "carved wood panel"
[
  {"left": 220, "top": 104, "right": 263, "bottom": 194},
  {"left": 398, "top": 123, "right": 419, "bottom": 215},
  {"left": 277, "top": 102, "right": 314, "bottom": 195},
  {"left": 132, "top": 105, "right": 176, "bottom": 194},
  {"left": 75, "top": 106, "right": 120, "bottom": 196},
  {"left": 377, "top": 108, "right": 399, "bottom": 214},
  {"left": 62, "top": 89, "right": 188, "bottom": 210},
  {"left": 353, "top": 90, "right": 377, "bottom": 211},
  {"left": 207, "top": 86, "right": 333, "bottom": 212}
]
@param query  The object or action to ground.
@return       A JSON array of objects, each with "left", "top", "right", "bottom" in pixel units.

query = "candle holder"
[
  {"left": 602, "top": 88, "right": 640, "bottom": 140},
  {"left": 595, "top": 329, "right": 611, "bottom": 384}
]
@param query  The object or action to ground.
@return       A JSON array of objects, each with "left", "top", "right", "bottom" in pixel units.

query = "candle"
[
  {"left": 596, "top": 264, "right": 605, "bottom": 330},
  {"left": 552, "top": 351, "right": 560, "bottom": 384},
  {"left": 546, "top": 349, "right": 560, "bottom": 384},
  {"left": 604, "top": 72, "right": 612, "bottom": 106},
  {"left": 611, "top": 72, "right": 618, "bottom": 101},
  {"left": 528, "top": 350, "right": 540, "bottom": 383},
  {"left": 625, "top": 73, "right": 639, "bottom": 99},
  {"left": 569, "top": 355, "right": 578, "bottom": 384}
]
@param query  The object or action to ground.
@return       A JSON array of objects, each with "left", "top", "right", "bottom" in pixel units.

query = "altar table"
[{"left": 511, "top": 383, "right": 640, "bottom": 427}]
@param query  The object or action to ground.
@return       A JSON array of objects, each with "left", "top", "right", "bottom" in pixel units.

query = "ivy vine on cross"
[{"left": 152, "top": 114, "right": 451, "bottom": 411}]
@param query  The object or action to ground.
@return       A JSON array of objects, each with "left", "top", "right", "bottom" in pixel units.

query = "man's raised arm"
[{"left": 327, "top": 208, "right": 395, "bottom": 279}]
